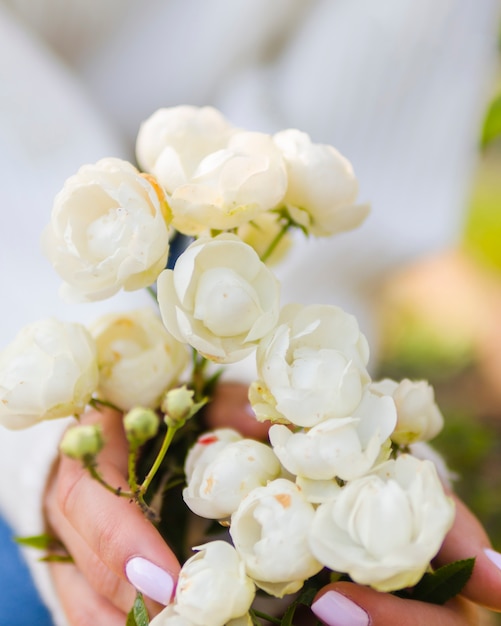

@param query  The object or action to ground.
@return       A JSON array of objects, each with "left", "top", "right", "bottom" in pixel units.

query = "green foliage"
[
  {"left": 126, "top": 592, "right": 149, "bottom": 626},
  {"left": 409, "top": 559, "right": 475, "bottom": 605},
  {"left": 14, "top": 534, "right": 55, "bottom": 550},
  {"left": 481, "top": 94, "right": 501, "bottom": 148}
]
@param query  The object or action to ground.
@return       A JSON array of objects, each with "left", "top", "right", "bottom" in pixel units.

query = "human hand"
[{"left": 44, "top": 382, "right": 265, "bottom": 626}]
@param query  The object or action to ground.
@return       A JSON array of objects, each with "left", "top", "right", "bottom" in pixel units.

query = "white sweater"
[{"left": 0, "top": 1, "right": 499, "bottom": 623}]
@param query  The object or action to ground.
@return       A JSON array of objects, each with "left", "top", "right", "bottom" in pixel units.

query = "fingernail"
[
  {"left": 311, "top": 590, "right": 370, "bottom": 626},
  {"left": 125, "top": 557, "right": 174, "bottom": 605},
  {"left": 485, "top": 548, "right": 501, "bottom": 571},
  {"left": 244, "top": 403, "right": 256, "bottom": 418}
]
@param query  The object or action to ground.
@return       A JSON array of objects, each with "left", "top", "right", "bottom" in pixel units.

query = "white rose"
[
  {"left": 184, "top": 429, "right": 243, "bottom": 482},
  {"left": 90, "top": 308, "right": 189, "bottom": 411},
  {"left": 183, "top": 437, "right": 281, "bottom": 519},
  {"left": 269, "top": 389, "right": 396, "bottom": 482},
  {"left": 169, "top": 131, "right": 288, "bottom": 235},
  {"left": 150, "top": 605, "right": 195, "bottom": 626},
  {"left": 371, "top": 378, "right": 444, "bottom": 445},
  {"left": 174, "top": 541, "right": 255, "bottom": 626},
  {"left": 41, "top": 158, "right": 171, "bottom": 302},
  {"left": 157, "top": 235, "right": 280, "bottom": 363},
  {"left": 273, "top": 129, "right": 370, "bottom": 237},
  {"left": 309, "top": 455, "right": 455, "bottom": 592},
  {"left": 250, "top": 304, "right": 370, "bottom": 427},
  {"left": 230, "top": 478, "right": 323, "bottom": 597},
  {"left": 0, "top": 318, "right": 98, "bottom": 429},
  {"left": 136, "top": 105, "right": 236, "bottom": 188}
]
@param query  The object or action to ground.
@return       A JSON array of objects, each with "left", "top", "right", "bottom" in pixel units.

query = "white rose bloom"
[
  {"left": 149, "top": 605, "right": 195, "bottom": 626},
  {"left": 157, "top": 235, "right": 280, "bottom": 363},
  {"left": 251, "top": 304, "right": 370, "bottom": 427},
  {"left": 230, "top": 478, "right": 323, "bottom": 597},
  {"left": 136, "top": 105, "right": 235, "bottom": 188},
  {"left": 174, "top": 541, "right": 255, "bottom": 626},
  {"left": 184, "top": 429, "right": 243, "bottom": 481},
  {"left": 309, "top": 455, "right": 455, "bottom": 592},
  {"left": 273, "top": 129, "right": 370, "bottom": 237},
  {"left": 90, "top": 308, "right": 189, "bottom": 411},
  {"left": 169, "top": 131, "right": 288, "bottom": 235},
  {"left": 269, "top": 389, "right": 396, "bottom": 482},
  {"left": 42, "top": 158, "right": 171, "bottom": 302},
  {"left": 371, "top": 378, "right": 444, "bottom": 445},
  {"left": 0, "top": 318, "right": 98, "bottom": 429},
  {"left": 183, "top": 437, "right": 281, "bottom": 519}
]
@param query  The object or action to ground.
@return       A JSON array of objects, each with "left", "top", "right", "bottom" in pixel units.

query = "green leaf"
[
  {"left": 411, "top": 558, "right": 475, "bottom": 605},
  {"left": 279, "top": 581, "right": 321, "bottom": 626},
  {"left": 38, "top": 555, "right": 74, "bottom": 564},
  {"left": 126, "top": 592, "right": 150, "bottom": 626},
  {"left": 481, "top": 94, "right": 501, "bottom": 148},
  {"left": 14, "top": 534, "right": 55, "bottom": 550}
]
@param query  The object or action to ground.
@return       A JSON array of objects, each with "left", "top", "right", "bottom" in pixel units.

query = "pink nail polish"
[
  {"left": 312, "top": 591, "right": 370, "bottom": 626},
  {"left": 244, "top": 402, "right": 256, "bottom": 418},
  {"left": 485, "top": 548, "right": 501, "bottom": 571},
  {"left": 125, "top": 556, "right": 175, "bottom": 605}
]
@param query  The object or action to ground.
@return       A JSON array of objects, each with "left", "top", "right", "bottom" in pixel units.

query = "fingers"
[
  {"left": 433, "top": 494, "right": 501, "bottom": 611},
  {"left": 50, "top": 560, "right": 127, "bottom": 626},
  {"left": 311, "top": 582, "right": 485, "bottom": 626},
  {"left": 205, "top": 382, "right": 270, "bottom": 440},
  {"left": 47, "top": 408, "right": 180, "bottom": 614}
]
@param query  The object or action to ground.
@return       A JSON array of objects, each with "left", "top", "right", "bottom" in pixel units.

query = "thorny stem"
[{"left": 85, "top": 460, "right": 134, "bottom": 499}]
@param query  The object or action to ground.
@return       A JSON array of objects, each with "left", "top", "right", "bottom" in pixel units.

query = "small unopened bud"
[
  {"left": 123, "top": 407, "right": 159, "bottom": 447},
  {"left": 162, "top": 386, "right": 205, "bottom": 427},
  {"left": 60, "top": 424, "right": 104, "bottom": 460}
]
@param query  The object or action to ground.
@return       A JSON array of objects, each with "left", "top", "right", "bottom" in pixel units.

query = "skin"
[{"left": 45, "top": 383, "right": 501, "bottom": 626}]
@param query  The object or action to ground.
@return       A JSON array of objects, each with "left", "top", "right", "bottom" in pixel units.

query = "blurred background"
[{"left": 1, "top": 0, "right": 501, "bottom": 624}]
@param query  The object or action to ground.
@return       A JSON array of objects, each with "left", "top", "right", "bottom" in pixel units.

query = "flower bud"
[
  {"left": 60, "top": 424, "right": 104, "bottom": 460},
  {"left": 123, "top": 406, "right": 159, "bottom": 447},
  {"left": 162, "top": 386, "right": 199, "bottom": 427}
]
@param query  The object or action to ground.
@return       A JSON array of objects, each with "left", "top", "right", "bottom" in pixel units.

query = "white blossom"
[
  {"left": 183, "top": 437, "right": 281, "bottom": 519},
  {"left": 136, "top": 105, "right": 236, "bottom": 188},
  {"left": 41, "top": 158, "right": 171, "bottom": 302},
  {"left": 149, "top": 605, "right": 196, "bottom": 626},
  {"left": 157, "top": 235, "right": 280, "bottom": 363},
  {"left": 309, "top": 455, "right": 455, "bottom": 592},
  {"left": 269, "top": 389, "right": 396, "bottom": 482},
  {"left": 90, "top": 308, "right": 189, "bottom": 411},
  {"left": 174, "top": 541, "right": 255, "bottom": 626},
  {"left": 273, "top": 129, "right": 370, "bottom": 237},
  {"left": 0, "top": 318, "right": 97, "bottom": 429},
  {"left": 169, "top": 131, "right": 288, "bottom": 235},
  {"left": 250, "top": 303, "right": 370, "bottom": 427},
  {"left": 371, "top": 378, "right": 444, "bottom": 445},
  {"left": 230, "top": 478, "right": 322, "bottom": 597}
]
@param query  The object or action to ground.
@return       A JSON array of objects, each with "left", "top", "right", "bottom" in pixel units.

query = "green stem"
[
  {"left": 249, "top": 608, "right": 282, "bottom": 625},
  {"left": 146, "top": 285, "right": 157, "bottom": 303},
  {"left": 260, "top": 218, "right": 291, "bottom": 263},
  {"left": 139, "top": 424, "right": 178, "bottom": 497},
  {"left": 85, "top": 461, "right": 134, "bottom": 499}
]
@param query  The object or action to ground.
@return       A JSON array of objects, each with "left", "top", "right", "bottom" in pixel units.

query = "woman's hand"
[
  {"left": 46, "top": 406, "right": 179, "bottom": 625},
  {"left": 45, "top": 382, "right": 264, "bottom": 625}
]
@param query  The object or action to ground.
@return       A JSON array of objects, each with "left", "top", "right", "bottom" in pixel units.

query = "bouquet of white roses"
[{"left": 0, "top": 105, "right": 471, "bottom": 626}]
